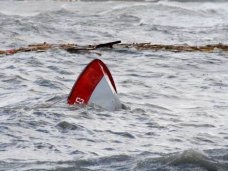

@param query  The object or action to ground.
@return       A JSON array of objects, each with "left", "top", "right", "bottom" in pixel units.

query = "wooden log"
[{"left": 95, "top": 40, "right": 121, "bottom": 48}]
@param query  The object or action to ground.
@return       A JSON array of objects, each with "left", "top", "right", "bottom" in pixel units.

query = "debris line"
[{"left": 1, "top": 41, "right": 227, "bottom": 56}]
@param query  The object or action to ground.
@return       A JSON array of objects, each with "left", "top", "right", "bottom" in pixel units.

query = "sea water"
[{"left": 0, "top": 0, "right": 228, "bottom": 170}]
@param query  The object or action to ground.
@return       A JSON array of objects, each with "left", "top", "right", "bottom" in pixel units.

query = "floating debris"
[
  {"left": 0, "top": 42, "right": 77, "bottom": 55},
  {"left": 1, "top": 41, "right": 227, "bottom": 56},
  {"left": 121, "top": 43, "right": 228, "bottom": 52}
]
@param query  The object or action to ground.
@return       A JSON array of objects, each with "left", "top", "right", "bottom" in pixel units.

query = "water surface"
[{"left": 0, "top": 0, "right": 228, "bottom": 170}]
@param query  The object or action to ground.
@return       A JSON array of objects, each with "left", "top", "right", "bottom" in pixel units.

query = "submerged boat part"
[{"left": 68, "top": 59, "right": 121, "bottom": 111}]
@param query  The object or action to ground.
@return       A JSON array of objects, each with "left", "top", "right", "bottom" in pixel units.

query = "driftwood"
[
  {"left": 119, "top": 43, "right": 228, "bottom": 52},
  {"left": 0, "top": 41, "right": 122, "bottom": 55},
  {"left": 0, "top": 42, "right": 77, "bottom": 55},
  {"left": 0, "top": 41, "right": 228, "bottom": 56}
]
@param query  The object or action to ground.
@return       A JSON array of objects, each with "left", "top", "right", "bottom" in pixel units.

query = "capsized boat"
[{"left": 68, "top": 59, "right": 121, "bottom": 111}]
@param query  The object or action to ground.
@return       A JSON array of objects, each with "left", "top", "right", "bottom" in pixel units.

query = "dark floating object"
[
  {"left": 95, "top": 40, "right": 121, "bottom": 48},
  {"left": 66, "top": 40, "right": 121, "bottom": 53}
]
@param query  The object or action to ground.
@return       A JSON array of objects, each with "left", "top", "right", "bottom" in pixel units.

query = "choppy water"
[{"left": 0, "top": 0, "right": 228, "bottom": 170}]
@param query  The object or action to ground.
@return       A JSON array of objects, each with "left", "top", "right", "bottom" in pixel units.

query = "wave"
[
  {"left": 135, "top": 149, "right": 228, "bottom": 171},
  {"left": 1, "top": 149, "right": 227, "bottom": 170}
]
